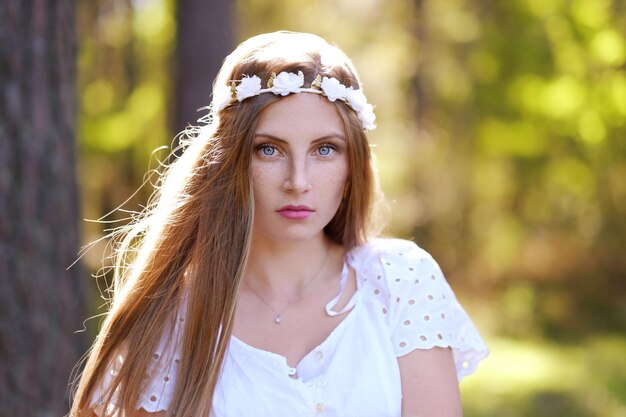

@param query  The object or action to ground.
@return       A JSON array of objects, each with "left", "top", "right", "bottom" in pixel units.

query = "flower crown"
[{"left": 212, "top": 71, "right": 376, "bottom": 131}]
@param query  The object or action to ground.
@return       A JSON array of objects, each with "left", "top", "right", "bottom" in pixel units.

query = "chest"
[
  {"left": 215, "top": 302, "right": 403, "bottom": 417},
  {"left": 234, "top": 308, "right": 346, "bottom": 370},
  {"left": 232, "top": 267, "right": 357, "bottom": 369}
]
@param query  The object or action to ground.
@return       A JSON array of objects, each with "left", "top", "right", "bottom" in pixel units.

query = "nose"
[{"left": 282, "top": 155, "right": 311, "bottom": 194}]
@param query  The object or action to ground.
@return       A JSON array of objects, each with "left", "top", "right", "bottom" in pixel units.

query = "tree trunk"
[
  {"left": 0, "top": 1, "right": 86, "bottom": 416},
  {"left": 174, "top": 0, "right": 234, "bottom": 135}
]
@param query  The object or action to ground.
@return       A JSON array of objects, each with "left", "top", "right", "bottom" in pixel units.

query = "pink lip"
[{"left": 277, "top": 205, "right": 314, "bottom": 220}]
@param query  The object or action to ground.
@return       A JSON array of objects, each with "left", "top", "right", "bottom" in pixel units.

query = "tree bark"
[
  {"left": 0, "top": 1, "right": 86, "bottom": 416},
  {"left": 174, "top": 0, "right": 234, "bottom": 135}
]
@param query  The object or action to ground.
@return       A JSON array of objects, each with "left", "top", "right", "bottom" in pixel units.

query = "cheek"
[
  {"left": 251, "top": 163, "right": 278, "bottom": 205},
  {"left": 318, "top": 161, "right": 349, "bottom": 200}
]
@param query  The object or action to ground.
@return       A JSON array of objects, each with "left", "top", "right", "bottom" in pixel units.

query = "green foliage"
[
  {"left": 462, "top": 335, "right": 626, "bottom": 417},
  {"left": 77, "top": 0, "right": 175, "bottom": 257},
  {"left": 78, "top": 0, "right": 174, "bottom": 155},
  {"left": 233, "top": 1, "right": 626, "bottom": 414},
  {"left": 76, "top": 0, "right": 626, "bottom": 415}
]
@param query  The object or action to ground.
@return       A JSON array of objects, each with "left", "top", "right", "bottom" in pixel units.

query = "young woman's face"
[{"left": 251, "top": 93, "right": 349, "bottom": 244}]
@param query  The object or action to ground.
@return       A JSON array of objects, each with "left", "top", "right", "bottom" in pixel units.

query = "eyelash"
[
  {"left": 256, "top": 143, "right": 280, "bottom": 157},
  {"left": 255, "top": 143, "right": 339, "bottom": 158},
  {"left": 316, "top": 143, "right": 338, "bottom": 157}
]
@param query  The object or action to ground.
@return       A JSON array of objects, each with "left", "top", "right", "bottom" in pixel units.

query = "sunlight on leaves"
[
  {"left": 577, "top": 110, "right": 606, "bottom": 145},
  {"left": 571, "top": 0, "right": 611, "bottom": 29},
  {"left": 83, "top": 79, "right": 115, "bottom": 116},
  {"left": 590, "top": 30, "right": 626, "bottom": 67},
  {"left": 540, "top": 76, "right": 586, "bottom": 119}
]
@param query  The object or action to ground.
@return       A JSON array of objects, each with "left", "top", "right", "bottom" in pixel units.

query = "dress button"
[
  {"left": 288, "top": 367, "right": 297, "bottom": 376},
  {"left": 317, "top": 378, "right": 327, "bottom": 387},
  {"left": 315, "top": 351, "right": 324, "bottom": 361},
  {"left": 316, "top": 402, "right": 326, "bottom": 412}
]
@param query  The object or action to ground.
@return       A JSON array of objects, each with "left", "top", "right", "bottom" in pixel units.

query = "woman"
[{"left": 71, "top": 31, "right": 488, "bottom": 417}]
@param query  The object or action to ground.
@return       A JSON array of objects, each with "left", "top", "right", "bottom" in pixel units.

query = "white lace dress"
[{"left": 92, "top": 238, "right": 489, "bottom": 417}]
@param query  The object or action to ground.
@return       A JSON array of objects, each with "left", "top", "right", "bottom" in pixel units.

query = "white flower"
[
  {"left": 271, "top": 71, "right": 304, "bottom": 96},
  {"left": 346, "top": 87, "right": 368, "bottom": 111},
  {"left": 211, "top": 71, "right": 376, "bottom": 131},
  {"left": 211, "top": 86, "right": 233, "bottom": 113},
  {"left": 359, "top": 103, "right": 376, "bottom": 131},
  {"left": 321, "top": 77, "right": 347, "bottom": 102},
  {"left": 236, "top": 75, "right": 262, "bottom": 101}
]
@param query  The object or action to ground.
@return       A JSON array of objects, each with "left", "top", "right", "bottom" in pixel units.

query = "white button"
[
  {"left": 288, "top": 367, "right": 297, "bottom": 376},
  {"left": 316, "top": 402, "right": 325, "bottom": 412},
  {"left": 315, "top": 351, "right": 324, "bottom": 361},
  {"left": 317, "top": 378, "right": 327, "bottom": 387}
]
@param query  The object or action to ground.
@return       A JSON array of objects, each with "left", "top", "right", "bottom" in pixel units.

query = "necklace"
[{"left": 244, "top": 247, "right": 331, "bottom": 324}]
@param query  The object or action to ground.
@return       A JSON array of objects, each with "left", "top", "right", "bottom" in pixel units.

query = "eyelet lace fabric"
[
  {"left": 91, "top": 238, "right": 489, "bottom": 416},
  {"left": 352, "top": 238, "right": 490, "bottom": 380}
]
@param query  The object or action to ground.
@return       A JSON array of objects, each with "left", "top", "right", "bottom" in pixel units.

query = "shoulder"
[
  {"left": 351, "top": 240, "right": 489, "bottom": 382},
  {"left": 352, "top": 237, "right": 433, "bottom": 261},
  {"left": 350, "top": 238, "right": 450, "bottom": 317},
  {"left": 350, "top": 237, "right": 441, "bottom": 283},
  {"left": 353, "top": 237, "right": 422, "bottom": 253},
  {"left": 352, "top": 238, "right": 457, "bottom": 347}
]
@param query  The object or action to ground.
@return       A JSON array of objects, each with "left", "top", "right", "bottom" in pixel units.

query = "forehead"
[{"left": 254, "top": 94, "right": 346, "bottom": 140}]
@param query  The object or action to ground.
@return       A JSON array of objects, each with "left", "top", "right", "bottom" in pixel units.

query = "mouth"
[{"left": 276, "top": 205, "right": 314, "bottom": 220}]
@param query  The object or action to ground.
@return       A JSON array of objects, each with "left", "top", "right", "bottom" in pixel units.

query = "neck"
[{"left": 244, "top": 235, "right": 337, "bottom": 298}]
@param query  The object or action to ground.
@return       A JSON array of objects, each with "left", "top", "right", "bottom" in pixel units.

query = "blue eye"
[
  {"left": 318, "top": 145, "right": 332, "bottom": 156},
  {"left": 261, "top": 145, "right": 276, "bottom": 156}
]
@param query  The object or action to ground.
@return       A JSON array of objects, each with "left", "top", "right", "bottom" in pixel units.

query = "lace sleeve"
[
  {"left": 378, "top": 239, "right": 489, "bottom": 381},
  {"left": 90, "top": 312, "right": 184, "bottom": 414}
]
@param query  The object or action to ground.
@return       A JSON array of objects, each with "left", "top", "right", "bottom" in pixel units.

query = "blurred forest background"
[
  {"left": 1, "top": 0, "right": 625, "bottom": 415},
  {"left": 76, "top": 0, "right": 626, "bottom": 415}
]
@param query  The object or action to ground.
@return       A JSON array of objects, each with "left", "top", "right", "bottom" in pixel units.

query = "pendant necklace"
[{"left": 244, "top": 247, "right": 331, "bottom": 324}]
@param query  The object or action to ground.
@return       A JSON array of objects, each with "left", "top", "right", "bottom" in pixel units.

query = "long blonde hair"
[{"left": 71, "top": 31, "right": 380, "bottom": 416}]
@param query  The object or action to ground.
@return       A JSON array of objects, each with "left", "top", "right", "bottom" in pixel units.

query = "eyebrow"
[{"left": 254, "top": 133, "right": 347, "bottom": 143}]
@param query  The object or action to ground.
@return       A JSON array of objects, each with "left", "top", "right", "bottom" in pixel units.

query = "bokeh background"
[
  {"left": 1, "top": 0, "right": 625, "bottom": 415},
  {"left": 77, "top": 0, "right": 626, "bottom": 416}
]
